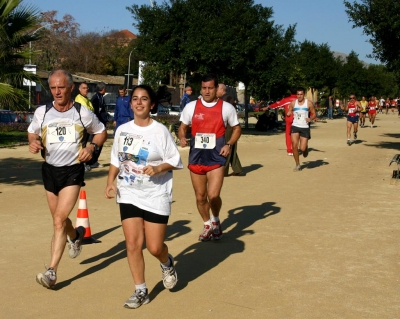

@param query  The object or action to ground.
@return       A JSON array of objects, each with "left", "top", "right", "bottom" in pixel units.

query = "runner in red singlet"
[
  {"left": 368, "top": 96, "right": 377, "bottom": 128},
  {"left": 178, "top": 74, "right": 241, "bottom": 241},
  {"left": 341, "top": 94, "right": 361, "bottom": 145}
]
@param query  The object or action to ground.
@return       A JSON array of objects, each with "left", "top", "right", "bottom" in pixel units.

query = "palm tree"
[{"left": 0, "top": 0, "right": 41, "bottom": 110}]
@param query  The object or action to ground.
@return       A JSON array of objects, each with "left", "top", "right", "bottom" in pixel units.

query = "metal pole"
[
  {"left": 127, "top": 50, "right": 133, "bottom": 90},
  {"left": 29, "top": 41, "right": 32, "bottom": 108}
]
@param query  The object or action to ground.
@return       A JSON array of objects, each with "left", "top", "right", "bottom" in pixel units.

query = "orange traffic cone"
[{"left": 75, "top": 190, "right": 101, "bottom": 244}]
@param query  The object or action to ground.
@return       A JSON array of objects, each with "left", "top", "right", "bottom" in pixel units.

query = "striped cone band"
[{"left": 75, "top": 190, "right": 92, "bottom": 238}]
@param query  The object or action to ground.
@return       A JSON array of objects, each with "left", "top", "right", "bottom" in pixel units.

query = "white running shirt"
[
  {"left": 292, "top": 99, "right": 310, "bottom": 128},
  {"left": 111, "top": 120, "right": 183, "bottom": 216},
  {"left": 28, "top": 103, "right": 105, "bottom": 166}
]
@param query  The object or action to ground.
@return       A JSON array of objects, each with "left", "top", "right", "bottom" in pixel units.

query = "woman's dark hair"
[{"left": 130, "top": 84, "right": 158, "bottom": 114}]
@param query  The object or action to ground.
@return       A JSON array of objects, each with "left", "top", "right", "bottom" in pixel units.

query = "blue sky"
[{"left": 31, "top": 0, "right": 377, "bottom": 64}]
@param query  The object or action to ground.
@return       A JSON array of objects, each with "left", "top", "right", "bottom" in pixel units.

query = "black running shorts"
[
  {"left": 119, "top": 203, "right": 169, "bottom": 224},
  {"left": 42, "top": 162, "right": 85, "bottom": 195}
]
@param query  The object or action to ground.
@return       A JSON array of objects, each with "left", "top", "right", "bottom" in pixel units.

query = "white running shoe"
[
  {"left": 161, "top": 254, "right": 178, "bottom": 289},
  {"left": 36, "top": 266, "right": 56, "bottom": 289},
  {"left": 67, "top": 226, "right": 85, "bottom": 258},
  {"left": 124, "top": 289, "right": 150, "bottom": 309}
]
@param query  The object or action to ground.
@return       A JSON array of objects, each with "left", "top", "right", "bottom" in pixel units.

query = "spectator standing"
[
  {"left": 89, "top": 82, "right": 108, "bottom": 168},
  {"left": 75, "top": 82, "right": 95, "bottom": 171},
  {"left": 217, "top": 83, "right": 243, "bottom": 176},
  {"left": 113, "top": 86, "right": 134, "bottom": 132},
  {"left": 75, "top": 82, "right": 94, "bottom": 112},
  {"left": 28, "top": 70, "right": 107, "bottom": 289},
  {"left": 326, "top": 96, "right": 334, "bottom": 120},
  {"left": 284, "top": 103, "right": 294, "bottom": 155},
  {"left": 179, "top": 86, "right": 192, "bottom": 112},
  {"left": 178, "top": 74, "right": 241, "bottom": 241}
]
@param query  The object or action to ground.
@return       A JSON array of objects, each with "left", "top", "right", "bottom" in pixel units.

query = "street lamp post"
[
  {"left": 28, "top": 22, "right": 58, "bottom": 107},
  {"left": 127, "top": 50, "right": 133, "bottom": 91}
]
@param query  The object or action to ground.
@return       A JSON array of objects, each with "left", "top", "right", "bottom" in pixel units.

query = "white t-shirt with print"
[
  {"left": 111, "top": 120, "right": 183, "bottom": 216},
  {"left": 28, "top": 103, "right": 105, "bottom": 166}
]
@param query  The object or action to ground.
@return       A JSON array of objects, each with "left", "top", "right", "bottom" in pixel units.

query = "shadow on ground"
[
  {"left": 56, "top": 220, "right": 193, "bottom": 290},
  {"left": 148, "top": 201, "right": 280, "bottom": 301},
  {"left": 0, "top": 157, "right": 109, "bottom": 186},
  {"left": 302, "top": 159, "right": 329, "bottom": 169}
]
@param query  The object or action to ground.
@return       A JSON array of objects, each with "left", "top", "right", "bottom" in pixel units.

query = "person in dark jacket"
[
  {"left": 89, "top": 82, "right": 108, "bottom": 168},
  {"left": 113, "top": 86, "right": 133, "bottom": 133},
  {"left": 217, "top": 83, "right": 243, "bottom": 176}
]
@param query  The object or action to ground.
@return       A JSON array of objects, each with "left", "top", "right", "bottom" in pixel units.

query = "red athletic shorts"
[{"left": 188, "top": 164, "right": 222, "bottom": 175}]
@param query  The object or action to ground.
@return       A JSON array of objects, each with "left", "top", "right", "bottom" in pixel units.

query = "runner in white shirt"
[
  {"left": 105, "top": 84, "right": 183, "bottom": 309},
  {"left": 287, "top": 87, "right": 316, "bottom": 172},
  {"left": 28, "top": 70, "right": 107, "bottom": 289}
]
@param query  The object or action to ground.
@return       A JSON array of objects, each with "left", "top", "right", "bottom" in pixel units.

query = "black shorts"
[
  {"left": 42, "top": 162, "right": 85, "bottom": 195},
  {"left": 119, "top": 203, "right": 169, "bottom": 224},
  {"left": 291, "top": 126, "right": 311, "bottom": 139}
]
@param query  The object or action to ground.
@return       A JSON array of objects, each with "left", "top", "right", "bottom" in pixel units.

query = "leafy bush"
[
  {"left": 0, "top": 122, "right": 29, "bottom": 133},
  {"left": 152, "top": 115, "right": 180, "bottom": 130}
]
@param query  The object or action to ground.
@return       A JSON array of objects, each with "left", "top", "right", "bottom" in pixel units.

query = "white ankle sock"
[
  {"left": 211, "top": 216, "right": 220, "bottom": 223},
  {"left": 135, "top": 283, "right": 147, "bottom": 291},
  {"left": 204, "top": 220, "right": 212, "bottom": 227}
]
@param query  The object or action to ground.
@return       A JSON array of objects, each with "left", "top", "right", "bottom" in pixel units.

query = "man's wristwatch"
[
  {"left": 90, "top": 142, "right": 99, "bottom": 152},
  {"left": 226, "top": 144, "right": 231, "bottom": 148}
]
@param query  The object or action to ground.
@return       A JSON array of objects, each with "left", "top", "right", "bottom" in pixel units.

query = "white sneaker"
[
  {"left": 67, "top": 226, "right": 85, "bottom": 258},
  {"left": 161, "top": 254, "right": 178, "bottom": 289},
  {"left": 36, "top": 266, "right": 57, "bottom": 289},
  {"left": 124, "top": 289, "right": 150, "bottom": 309}
]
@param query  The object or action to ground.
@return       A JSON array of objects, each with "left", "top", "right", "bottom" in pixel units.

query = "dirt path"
[{"left": 0, "top": 114, "right": 399, "bottom": 318}]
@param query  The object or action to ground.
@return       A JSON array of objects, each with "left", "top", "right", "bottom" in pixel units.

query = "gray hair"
[
  {"left": 48, "top": 70, "right": 74, "bottom": 87},
  {"left": 96, "top": 82, "right": 106, "bottom": 91}
]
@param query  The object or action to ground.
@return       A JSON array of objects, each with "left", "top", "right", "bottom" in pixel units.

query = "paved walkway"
[{"left": 0, "top": 114, "right": 399, "bottom": 318}]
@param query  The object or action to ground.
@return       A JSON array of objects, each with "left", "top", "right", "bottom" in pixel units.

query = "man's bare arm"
[
  {"left": 308, "top": 100, "right": 317, "bottom": 121},
  {"left": 178, "top": 122, "right": 189, "bottom": 147}
]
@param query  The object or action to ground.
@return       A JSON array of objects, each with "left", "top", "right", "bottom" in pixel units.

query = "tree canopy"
[
  {"left": 0, "top": 0, "right": 42, "bottom": 110},
  {"left": 344, "top": 0, "right": 400, "bottom": 77},
  {"left": 127, "top": 0, "right": 297, "bottom": 96}
]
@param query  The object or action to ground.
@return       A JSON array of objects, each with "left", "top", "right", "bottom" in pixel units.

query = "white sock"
[
  {"left": 161, "top": 256, "right": 172, "bottom": 269},
  {"left": 211, "top": 216, "right": 220, "bottom": 223},
  {"left": 135, "top": 283, "right": 147, "bottom": 291}
]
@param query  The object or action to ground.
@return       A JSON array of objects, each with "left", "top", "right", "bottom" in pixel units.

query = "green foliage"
[
  {"left": 140, "top": 62, "right": 165, "bottom": 91},
  {"left": 127, "top": 0, "right": 297, "bottom": 101},
  {"left": 291, "top": 41, "right": 339, "bottom": 97},
  {"left": 0, "top": 0, "right": 42, "bottom": 110},
  {"left": 344, "top": 0, "right": 400, "bottom": 78},
  {"left": 336, "top": 51, "right": 368, "bottom": 98}
]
